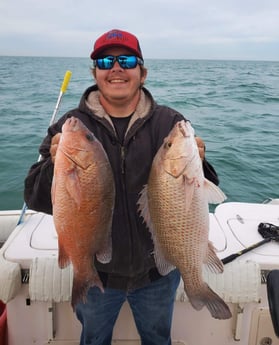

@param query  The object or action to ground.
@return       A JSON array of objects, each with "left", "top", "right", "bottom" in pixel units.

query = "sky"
[{"left": 0, "top": 0, "right": 279, "bottom": 61}]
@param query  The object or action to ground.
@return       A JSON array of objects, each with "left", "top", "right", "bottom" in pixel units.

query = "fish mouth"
[
  {"left": 63, "top": 117, "right": 86, "bottom": 132},
  {"left": 178, "top": 122, "right": 187, "bottom": 137},
  {"left": 178, "top": 120, "right": 195, "bottom": 138}
]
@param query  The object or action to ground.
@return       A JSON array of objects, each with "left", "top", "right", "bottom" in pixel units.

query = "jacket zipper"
[
  {"left": 119, "top": 140, "right": 135, "bottom": 275},
  {"left": 120, "top": 145, "right": 126, "bottom": 174}
]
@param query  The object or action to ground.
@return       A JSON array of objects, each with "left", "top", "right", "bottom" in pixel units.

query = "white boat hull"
[{"left": 1, "top": 201, "right": 279, "bottom": 345}]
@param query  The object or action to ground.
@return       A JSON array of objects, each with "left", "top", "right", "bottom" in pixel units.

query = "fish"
[
  {"left": 138, "top": 120, "right": 232, "bottom": 320},
  {"left": 51, "top": 116, "right": 115, "bottom": 309}
]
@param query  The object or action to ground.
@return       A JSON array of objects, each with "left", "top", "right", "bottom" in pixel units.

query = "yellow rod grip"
[{"left": 60, "top": 70, "right": 72, "bottom": 93}]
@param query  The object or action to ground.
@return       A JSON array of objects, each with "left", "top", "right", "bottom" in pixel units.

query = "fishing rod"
[
  {"left": 17, "top": 70, "right": 72, "bottom": 225},
  {"left": 222, "top": 222, "right": 279, "bottom": 264}
]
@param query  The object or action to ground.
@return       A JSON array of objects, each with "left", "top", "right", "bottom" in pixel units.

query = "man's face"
[{"left": 94, "top": 47, "right": 147, "bottom": 108}]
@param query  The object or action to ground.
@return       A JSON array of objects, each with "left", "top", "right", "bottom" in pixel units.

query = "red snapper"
[{"left": 52, "top": 117, "right": 115, "bottom": 309}]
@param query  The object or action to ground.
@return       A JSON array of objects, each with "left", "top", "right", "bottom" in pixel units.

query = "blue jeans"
[{"left": 75, "top": 269, "right": 180, "bottom": 345}]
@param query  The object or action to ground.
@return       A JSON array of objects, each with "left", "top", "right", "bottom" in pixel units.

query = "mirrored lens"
[
  {"left": 117, "top": 56, "right": 137, "bottom": 68},
  {"left": 94, "top": 55, "right": 143, "bottom": 70},
  {"left": 96, "top": 56, "right": 115, "bottom": 69}
]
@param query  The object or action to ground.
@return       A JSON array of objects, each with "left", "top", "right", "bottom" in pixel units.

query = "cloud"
[{"left": 0, "top": 0, "right": 279, "bottom": 60}]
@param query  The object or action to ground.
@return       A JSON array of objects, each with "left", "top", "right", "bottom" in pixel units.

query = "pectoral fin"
[{"left": 204, "top": 178, "right": 227, "bottom": 204}]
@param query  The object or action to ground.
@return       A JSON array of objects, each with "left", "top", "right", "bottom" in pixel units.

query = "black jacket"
[{"left": 24, "top": 85, "right": 219, "bottom": 290}]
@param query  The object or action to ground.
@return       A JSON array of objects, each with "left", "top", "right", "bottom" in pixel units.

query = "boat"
[{"left": 1, "top": 199, "right": 279, "bottom": 345}]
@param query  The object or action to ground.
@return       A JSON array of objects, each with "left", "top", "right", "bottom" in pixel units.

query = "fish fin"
[
  {"left": 51, "top": 176, "right": 56, "bottom": 206},
  {"left": 154, "top": 248, "right": 176, "bottom": 276},
  {"left": 151, "top": 224, "right": 176, "bottom": 276},
  {"left": 204, "top": 178, "right": 227, "bottom": 204},
  {"left": 138, "top": 185, "right": 175, "bottom": 275},
  {"left": 187, "top": 283, "right": 232, "bottom": 320},
  {"left": 58, "top": 241, "right": 70, "bottom": 269},
  {"left": 137, "top": 185, "right": 152, "bottom": 228},
  {"left": 96, "top": 235, "right": 112, "bottom": 263},
  {"left": 205, "top": 241, "right": 224, "bottom": 273},
  {"left": 71, "top": 266, "right": 104, "bottom": 310},
  {"left": 65, "top": 169, "right": 82, "bottom": 208}
]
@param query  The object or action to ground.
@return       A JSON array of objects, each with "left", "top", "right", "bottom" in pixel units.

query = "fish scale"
[
  {"left": 138, "top": 120, "right": 231, "bottom": 320},
  {"left": 52, "top": 117, "right": 115, "bottom": 309}
]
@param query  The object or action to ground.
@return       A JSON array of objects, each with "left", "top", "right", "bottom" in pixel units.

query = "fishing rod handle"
[
  {"left": 61, "top": 70, "right": 72, "bottom": 93},
  {"left": 221, "top": 238, "right": 271, "bottom": 265},
  {"left": 221, "top": 253, "right": 240, "bottom": 265}
]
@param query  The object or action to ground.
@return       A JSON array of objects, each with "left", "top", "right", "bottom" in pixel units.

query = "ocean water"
[{"left": 0, "top": 56, "right": 278, "bottom": 211}]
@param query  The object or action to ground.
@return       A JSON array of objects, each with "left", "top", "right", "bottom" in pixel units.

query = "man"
[{"left": 24, "top": 29, "right": 219, "bottom": 345}]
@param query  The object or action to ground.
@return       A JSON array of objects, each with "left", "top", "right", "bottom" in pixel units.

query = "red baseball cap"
[{"left": 90, "top": 29, "right": 143, "bottom": 60}]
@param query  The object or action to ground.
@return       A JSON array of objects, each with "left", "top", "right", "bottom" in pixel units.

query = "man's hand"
[
  {"left": 50, "top": 133, "right": 61, "bottom": 163},
  {"left": 195, "top": 136, "right": 206, "bottom": 160}
]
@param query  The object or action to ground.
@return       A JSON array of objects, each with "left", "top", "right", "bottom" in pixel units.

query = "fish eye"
[
  {"left": 86, "top": 133, "right": 94, "bottom": 141},
  {"left": 164, "top": 141, "right": 172, "bottom": 149}
]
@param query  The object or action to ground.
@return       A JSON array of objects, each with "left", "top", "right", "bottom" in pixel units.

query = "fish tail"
[
  {"left": 71, "top": 270, "right": 104, "bottom": 310},
  {"left": 187, "top": 283, "right": 232, "bottom": 320}
]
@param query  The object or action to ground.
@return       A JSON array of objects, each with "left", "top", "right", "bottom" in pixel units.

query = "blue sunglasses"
[{"left": 93, "top": 55, "right": 144, "bottom": 70}]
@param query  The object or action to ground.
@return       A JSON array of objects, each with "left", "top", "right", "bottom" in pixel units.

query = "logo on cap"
[{"left": 106, "top": 31, "right": 128, "bottom": 42}]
